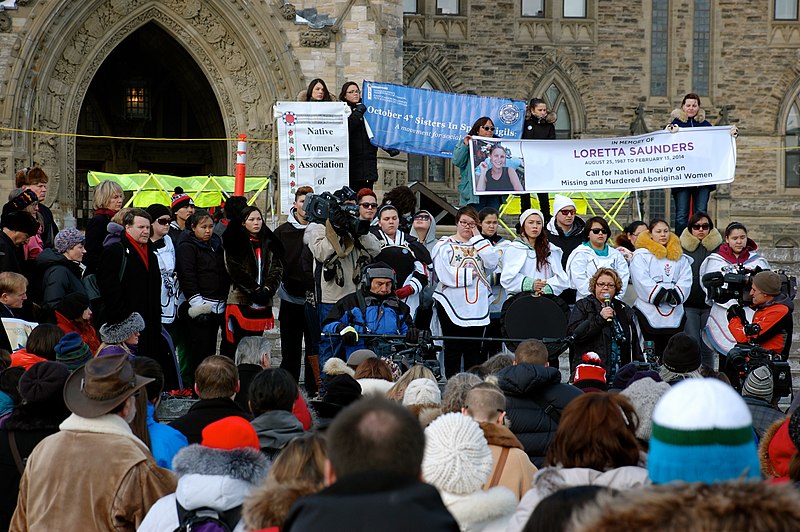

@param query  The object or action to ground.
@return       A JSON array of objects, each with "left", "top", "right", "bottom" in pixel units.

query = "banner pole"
[{"left": 234, "top": 133, "right": 247, "bottom": 197}]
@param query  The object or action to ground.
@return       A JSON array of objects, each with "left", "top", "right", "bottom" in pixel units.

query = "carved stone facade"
[{"left": 0, "top": 0, "right": 403, "bottom": 221}]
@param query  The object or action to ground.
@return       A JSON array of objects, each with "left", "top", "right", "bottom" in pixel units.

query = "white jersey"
[
  {"left": 566, "top": 243, "right": 630, "bottom": 299},
  {"left": 500, "top": 240, "right": 568, "bottom": 296}
]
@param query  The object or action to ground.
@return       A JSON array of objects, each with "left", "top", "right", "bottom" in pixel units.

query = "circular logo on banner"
[
  {"left": 282, "top": 111, "right": 297, "bottom": 125},
  {"left": 498, "top": 104, "right": 521, "bottom": 125}
]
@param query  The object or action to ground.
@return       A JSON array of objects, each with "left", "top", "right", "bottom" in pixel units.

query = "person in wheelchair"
[
  {"left": 727, "top": 270, "right": 793, "bottom": 360},
  {"left": 321, "top": 262, "right": 418, "bottom": 360}
]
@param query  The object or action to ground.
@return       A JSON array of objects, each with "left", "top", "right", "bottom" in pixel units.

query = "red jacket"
[
  {"left": 55, "top": 311, "right": 101, "bottom": 354},
  {"left": 10, "top": 349, "right": 46, "bottom": 370},
  {"left": 729, "top": 294, "right": 793, "bottom": 357}
]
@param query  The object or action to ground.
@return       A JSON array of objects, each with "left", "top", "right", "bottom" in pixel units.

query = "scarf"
[{"left": 125, "top": 232, "right": 149, "bottom": 270}]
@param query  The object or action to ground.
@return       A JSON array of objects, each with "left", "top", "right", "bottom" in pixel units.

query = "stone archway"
[{"left": 4, "top": 0, "right": 303, "bottom": 219}]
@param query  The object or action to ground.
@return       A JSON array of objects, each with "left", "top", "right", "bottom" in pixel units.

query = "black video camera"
[
  {"left": 304, "top": 186, "right": 370, "bottom": 237},
  {"left": 701, "top": 264, "right": 762, "bottom": 305},
  {"left": 727, "top": 343, "right": 792, "bottom": 398}
]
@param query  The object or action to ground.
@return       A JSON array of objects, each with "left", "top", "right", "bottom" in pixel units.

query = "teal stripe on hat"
[{"left": 651, "top": 423, "right": 754, "bottom": 446}]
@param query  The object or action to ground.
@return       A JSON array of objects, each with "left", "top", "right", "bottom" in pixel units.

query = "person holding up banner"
[
  {"left": 300, "top": 78, "right": 335, "bottom": 103},
  {"left": 666, "top": 93, "right": 713, "bottom": 236},
  {"left": 630, "top": 218, "right": 693, "bottom": 359},
  {"left": 501, "top": 208, "right": 568, "bottom": 298},
  {"left": 432, "top": 206, "right": 500, "bottom": 377},
  {"left": 521, "top": 98, "right": 557, "bottom": 221},
  {"left": 453, "top": 117, "right": 500, "bottom": 209}
]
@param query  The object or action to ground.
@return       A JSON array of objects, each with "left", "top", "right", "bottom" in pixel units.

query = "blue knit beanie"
[{"left": 648, "top": 378, "right": 760, "bottom": 484}]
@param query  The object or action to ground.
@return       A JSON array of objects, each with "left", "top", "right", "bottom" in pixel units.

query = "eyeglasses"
[
  {"left": 155, "top": 217, "right": 171, "bottom": 226},
  {"left": 458, "top": 220, "right": 476, "bottom": 228},
  {"left": 414, "top": 214, "right": 430, "bottom": 221},
  {"left": 691, "top": 223, "right": 711, "bottom": 230},
  {"left": 596, "top": 282, "right": 616, "bottom": 289},
  {"left": 590, "top": 228, "right": 610, "bottom": 235},
  {"left": 559, "top": 209, "right": 576, "bottom": 216},
  {"left": 346, "top": 88, "right": 361, "bottom": 94},
  {"left": 480, "top": 125, "right": 495, "bottom": 131},
  {"left": 359, "top": 202, "right": 378, "bottom": 209}
]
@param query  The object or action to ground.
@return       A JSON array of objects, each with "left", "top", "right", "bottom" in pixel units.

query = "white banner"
[
  {"left": 274, "top": 102, "right": 350, "bottom": 214},
  {"left": 470, "top": 126, "right": 737, "bottom": 194}
]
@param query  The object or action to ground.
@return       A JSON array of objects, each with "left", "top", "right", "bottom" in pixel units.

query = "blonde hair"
[
  {"left": 385, "top": 365, "right": 436, "bottom": 402},
  {"left": 92, "top": 180, "right": 123, "bottom": 210}
]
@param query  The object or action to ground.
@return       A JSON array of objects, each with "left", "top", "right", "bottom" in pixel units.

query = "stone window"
[
  {"left": 692, "top": 0, "right": 711, "bottom": 95},
  {"left": 436, "top": 0, "right": 461, "bottom": 15},
  {"left": 404, "top": 0, "right": 419, "bottom": 14},
  {"left": 650, "top": 0, "right": 669, "bottom": 96},
  {"left": 563, "top": 0, "right": 586, "bottom": 18},
  {"left": 522, "top": 0, "right": 545, "bottom": 17},
  {"left": 544, "top": 83, "right": 573, "bottom": 139},
  {"left": 775, "top": 0, "right": 798, "bottom": 20},
  {"left": 408, "top": 81, "right": 448, "bottom": 184},
  {"left": 785, "top": 102, "right": 800, "bottom": 187}
]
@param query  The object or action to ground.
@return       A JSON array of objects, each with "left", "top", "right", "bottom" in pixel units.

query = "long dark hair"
[
  {"left": 306, "top": 78, "right": 331, "bottom": 101},
  {"left": 468, "top": 117, "right": 493, "bottom": 136},
  {"left": 518, "top": 212, "right": 551, "bottom": 269},
  {"left": 339, "top": 81, "right": 360, "bottom": 103}
]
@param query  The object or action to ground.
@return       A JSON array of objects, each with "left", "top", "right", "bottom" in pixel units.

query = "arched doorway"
[{"left": 76, "top": 22, "right": 227, "bottom": 223}]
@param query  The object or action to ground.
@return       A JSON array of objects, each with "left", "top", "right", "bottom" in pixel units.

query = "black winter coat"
[
  {"left": 36, "top": 248, "right": 87, "bottom": 309},
  {"left": 37, "top": 203, "right": 58, "bottom": 250},
  {"left": 522, "top": 114, "right": 556, "bottom": 140},
  {"left": 222, "top": 223, "right": 283, "bottom": 306},
  {"left": 168, "top": 398, "right": 252, "bottom": 444},
  {"left": 274, "top": 216, "right": 311, "bottom": 299},
  {"left": 346, "top": 101, "right": 379, "bottom": 185},
  {"left": 176, "top": 232, "right": 230, "bottom": 304},
  {"left": 495, "top": 364, "right": 583, "bottom": 468},
  {"left": 284, "top": 472, "right": 459, "bottom": 532},
  {"left": 0, "top": 231, "right": 22, "bottom": 274},
  {"left": 567, "top": 295, "right": 642, "bottom": 371},
  {"left": 82, "top": 210, "right": 114, "bottom": 274},
  {"left": 97, "top": 235, "right": 162, "bottom": 356}
]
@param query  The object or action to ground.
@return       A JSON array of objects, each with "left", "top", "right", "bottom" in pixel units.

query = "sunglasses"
[
  {"left": 359, "top": 202, "right": 378, "bottom": 209},
  {"left": 559, "top": 209, "right": 576, "bottom": 216},
  {"left": 590, "top": 228, "right": 610, "bottom": 235},
  {"left": 691, "top": 223, "right": 711, "bottom": 230},
  {"left": 414, "top": 214, "right": 430, "bottom": 221},
  {"left": 155, "top": 217, "right": 171, "bottom": 226},
  {"left": 480, "top": 125, "right": 495, "bottom": 131}
]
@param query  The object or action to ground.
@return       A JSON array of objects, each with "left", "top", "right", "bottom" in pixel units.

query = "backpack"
[{"left": 174, "top": 501, "right": 242, "bottom": 532}]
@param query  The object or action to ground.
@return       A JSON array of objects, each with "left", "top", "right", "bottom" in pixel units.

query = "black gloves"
[
  {"left": 727, "top": 304, "right": 744, "bottom": 322},
  {"left": 652, "top": 288, "right": 668, "bottom": 306},
  {"left": 335, "top": 324, "right": 359, "bottom": 346},
  {"left": 251, "top": 287, "right": 275, "bottom": 306},
  {"left": 654, "top": 287, "right": 680, "bottom": 306}
]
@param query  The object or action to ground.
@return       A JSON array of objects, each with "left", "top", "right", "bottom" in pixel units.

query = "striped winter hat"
[
  {"left": 170, "top": 187, "right": 194, "bottom": 213},
  {"left": 648, "top": 378, "right": 760, "bottom": 484}
]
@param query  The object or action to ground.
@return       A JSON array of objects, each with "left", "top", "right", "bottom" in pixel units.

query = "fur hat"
[
  {"left": 551, "top": 194, "right": 577, "bottom": 214},
  {"left": 620, "top": 377, "right": 671, "bottom": 442},
  {"left": 1, "top": 210, "right": 39, "bottom": 236},
  {"left": 17, "top": 361, "right": 70, "bottom": 405},
  {"left": 202, "top": 416, "right": 260, "bottom": 450},
  {"left": 752, "top": 271, "right": 782, "bottom": 296},
  {"left": 742, "top": 366, "right": 774, "bottom": 402},
  {"left": 56, "top": 292, "right": 91, "bottom": 321},
  {"left": 423, "top": 413, "right": 493, "bottom": 495},
  {"left": 402, "top": 378, "right": 442, "bottom": 406},
  {"left": 54, "top": 228, "right": 85, "bottom": 254},
  {"left": 661, "top": 333, "right": 701, "bottom": 374},
  {"left": 54, "top": 332, "right": 93, "bottom": 371},
  {"left": 99, "top": 312, "right": 145, "bottom": 344},
  {"left": 63, "top": 354, "right": 152, "bottom": 418},
  {"left": 648, "top": 378, "right": 760, "bottom": 484},
  {"left": 170, "top": 187, "right": 194, "bottom": 213}
]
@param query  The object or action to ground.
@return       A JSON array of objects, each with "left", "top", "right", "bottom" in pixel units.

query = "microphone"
[{"left": 602, "top": 293, "right": 613, "bottom": 322}]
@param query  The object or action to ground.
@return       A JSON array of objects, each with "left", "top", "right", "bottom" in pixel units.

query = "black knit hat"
[
  {"left": 662, "top": 332, "right": 701, "bottom": 373},
  {"left": 323, "top": 374, "right": 362, "bottom": 407},
  {"left": 18, "top": 361, "right": 70, "bottom": 405},
  {"left": 146, "top": 203, "right": 171, "bottom": 221},
  {"left": 57, "top": 292, "right": 91, "bottom": 321},
  {"left": 1, "top": 210, "right": 40, "bottom": 236}
]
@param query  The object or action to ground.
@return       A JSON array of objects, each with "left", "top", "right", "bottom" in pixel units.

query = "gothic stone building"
[{"left": 0, "top": 0, "right": 799, "bottom": 250}]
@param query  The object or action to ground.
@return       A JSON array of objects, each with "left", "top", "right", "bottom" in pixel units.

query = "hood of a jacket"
[
  {"left": 439, "top": 487, "right": 517, "bottom": 528},
  {"left": 634, "top": 230, "right": 683, "bottom": 261},
  {"left": 495, "top": 363, "right": 563, "bottom": 396},
  {"left": 179, "top": 231, "right": 223, "bottom": 252},
  {"left": 671, "top": 107, "right": 707, "bottom": 124},
  {"left": 36, "top": 247, "right": 80, "bottom": 272},
  {"left": 251, "top": 410, "right": 305, "bottom": 450},
  {"left": 546, "top": 215, "right": 585, "bottom": 238},
  {"left": 679, "top": 226, "right": 722, "bottom": 253},
  {"left": 409, "top": 210, "right": 438, "bottom": 250}
]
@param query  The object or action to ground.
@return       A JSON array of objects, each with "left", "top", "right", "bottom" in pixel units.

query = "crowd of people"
[{"left": 0, "top": 86, "right": 796, "bottom": 531}]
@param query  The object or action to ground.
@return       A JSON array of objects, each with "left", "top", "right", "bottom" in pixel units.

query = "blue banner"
[{"left": 362, "top": 81, "right": 526, "bottom": 158}]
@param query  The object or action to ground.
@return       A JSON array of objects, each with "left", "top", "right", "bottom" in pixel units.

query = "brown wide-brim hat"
[{"left": 63, "top": 353, "right": 153, "bottom": 418}]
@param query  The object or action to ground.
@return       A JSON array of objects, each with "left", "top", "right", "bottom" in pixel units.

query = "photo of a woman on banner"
[{"left": 473, "top": 140, "right": 526, "bottom": 194}]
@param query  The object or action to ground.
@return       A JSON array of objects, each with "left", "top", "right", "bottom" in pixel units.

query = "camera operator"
[
  {"left": 304, "top": 187, "right": 382, "bottom": 372},
  {"left": 321, "top": 262, "right": 418, "bottom": 360},
  {"left": 700, "top": 222, "right": 770, "bottom": 365},
  {"left": 727, "top": 271, "right": 793, "bottom": 362}
]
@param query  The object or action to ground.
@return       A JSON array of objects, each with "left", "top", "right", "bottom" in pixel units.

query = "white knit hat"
[
  {"left": 518, "top": 208, "right": 544, "bottom": 228},
  {"left": 402, "top": 378, "right": 441, "bottom": 406},
  {"left": 551, "top": 194, "right": 576, "bottom": 214},
  {"left": 423, "top": 413, "right": 493, "bottom": 495}
]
